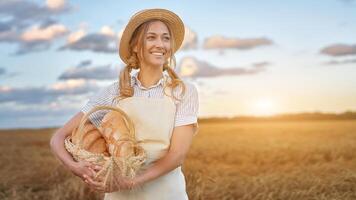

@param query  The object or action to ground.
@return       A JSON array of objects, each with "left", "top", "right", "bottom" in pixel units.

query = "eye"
[
  {"left": 164, "top": 37, "right": 170, "bottom": 41},
  {"left": 147, "top": 36, "right": 155, "bottom": 39}
]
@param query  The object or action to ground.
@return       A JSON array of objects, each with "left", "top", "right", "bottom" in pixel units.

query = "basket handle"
[{"left": 77, "top": 105, "right": 136, "bottom": 149}]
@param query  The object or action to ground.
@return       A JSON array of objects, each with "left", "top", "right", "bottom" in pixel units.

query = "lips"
[{"left": 151, "top": 52, "right": 164, "bottom": 56}]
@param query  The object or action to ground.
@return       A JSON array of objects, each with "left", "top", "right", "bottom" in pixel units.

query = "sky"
[{"left": 0, "top": 0, "right": 356, "bottom": 128}]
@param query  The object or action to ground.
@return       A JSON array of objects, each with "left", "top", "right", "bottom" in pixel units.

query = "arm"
[
  {"left": 50, "top": 112, "right": 82, "bottom": 169},
  {"left": 50, "top": 112, "right": 97, "bottom": 180}
]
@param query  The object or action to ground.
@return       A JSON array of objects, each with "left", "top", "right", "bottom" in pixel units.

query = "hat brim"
[{"left": 119, "top": 9, "right": 185, "bottom": 64}]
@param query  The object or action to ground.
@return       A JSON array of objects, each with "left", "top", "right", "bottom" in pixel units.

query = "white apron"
[{"left": 104, "top": 82, "right": 188, "bottom": 200}]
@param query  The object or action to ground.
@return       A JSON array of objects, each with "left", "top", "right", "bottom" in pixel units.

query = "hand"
[
  {"left": 73, "top": 162, "right": 107, "bottom": 193},
  {"left": 83, "top": 173, "right": 108, "bottom": 193},
  {"left": 68, "top": 160, "right": 101, "bottom": 183},
  {"left": 84, "top": 175, "right": 140, "bottom": 193}
]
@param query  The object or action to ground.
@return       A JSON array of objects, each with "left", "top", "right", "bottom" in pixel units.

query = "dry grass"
[{"left": 1, "top": 120, "right": 356, "bottom": 200}]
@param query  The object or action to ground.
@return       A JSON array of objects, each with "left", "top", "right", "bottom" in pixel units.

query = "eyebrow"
[{"left": 146, "top": 32, "right": 170, "bottom": 36}]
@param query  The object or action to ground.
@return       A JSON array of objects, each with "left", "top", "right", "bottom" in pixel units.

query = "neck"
[{"left": 137, "top": 65, "right": 164, "bottom": 88}]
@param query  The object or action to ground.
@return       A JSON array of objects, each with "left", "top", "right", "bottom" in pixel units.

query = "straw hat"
[{"left": 119, "top": 8, "right": 185, "bottom": 64}]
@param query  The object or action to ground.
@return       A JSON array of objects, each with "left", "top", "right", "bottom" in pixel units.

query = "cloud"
[
  {"left": 0, "top": 0, "right": 69, "bottom": 24},
  {"left": 14, "top": 40, "right": 51, "bottom": 55},
  {"left": 203, "top": 35, "right": 273, "bottom": 50},
  {"left": 20, "top": 24, "right": 68, "bottom": 41},
  {"left": 252, "top": 61, "right": 270, "bottom": 68},
  {"left": 0, "top": 68, "right": 5, "bottom": 75},
  {"left": 59, "top": 33, "right": 118, "bottom": 53},
  {"left": 117, "top": 28, "right": 124, "bottom": 39},
  {"left": 0, "top": 76, "right": 108, "bottom": 128},
  {"left": 320, "top": 43, "right": 356, "bottom": 57},
  {"left": 62, "top": 24, "right": 118, "bottom": 53},
  {"left": 0, "top": 99, "right": 85, "bottom": 128},
  {"left": 0, "top": 80, "right": 99, "bottom": 104},
  {"left": 0, "top": 0, "right": 71, "bottom": 33},
  {"left": 323, "top": 58, "right": 356, "bottom": 65},
  {"left": 0, "top": 0, "right": 72, "bottom": 54},
  {"left": 77, "top": 60, "right": 92, "bottom": 68},
  {"left": 10, "top": 23, "right": 69, "bottom": 54},
  {"left": 59, "top": 62, "right": 119, "bottom": 80},
  {"left": 0, "top": 22, "right": 20, "bottom": 43},
  {"left": 177, "top": 57, "right": 268, "bottom": 78},
  {"left": 181, "top": 26, "right": 198, "bottom": 50},
  {"left": 67, "top": 28, "right": 86, "bottom": 44},
  {"left": 0, "top": 67, "right": 18, "bottom": 78},
  {"left": 46, "top": 0, "right": 66, "bottom": 10},
  {"left": 0, "top": 105, "right": 70, "bottom": 119},
  {"left": 0, "top": 105, "right": 78, "bottom": 128},
  {"left": 66, "top": 22, "right": 88, "bottom": 44},
  {"left": 38, "top": 18, "right": 58, "bottom": 28},
  {"left": 100, "top": 25, "right": 116, "bottom": 37}
]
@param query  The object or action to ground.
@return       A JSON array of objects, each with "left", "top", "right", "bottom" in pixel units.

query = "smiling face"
[{"left": 133, "top": 20, "right": 172, "bottom": 69}]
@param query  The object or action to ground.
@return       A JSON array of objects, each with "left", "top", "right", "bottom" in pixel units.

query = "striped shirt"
[{"left": 81, "top": 70, "right": 199, "bottom": 128}]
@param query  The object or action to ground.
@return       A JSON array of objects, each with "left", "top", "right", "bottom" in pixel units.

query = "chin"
[{"left": 148, "top": 61, "right": 164, "bottom": 67}]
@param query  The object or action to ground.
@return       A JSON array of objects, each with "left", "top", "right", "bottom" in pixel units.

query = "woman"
[{"left": 50, "top": 8, "right": 199, "bottom": 199}]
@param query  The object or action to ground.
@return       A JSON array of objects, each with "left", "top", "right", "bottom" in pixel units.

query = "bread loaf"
[
  {"left": 100, "top": 111, "right": 135, "bottom": 158},
  {"left": 71, "top": 121, "right": 109, "bottom": 155}
]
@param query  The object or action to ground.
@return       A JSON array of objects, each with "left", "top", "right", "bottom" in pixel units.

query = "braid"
[
  {"left": 163, "top": 60, "right": 186, "bottom": 102},
  {"left": 127, "top": 53, "right": 140, "bottom": 70},
  {"left": 114, "top": 54, "right": 140, "bottom": 103},
  {"left": 119, "top": 65, "right": 134, "bottom": 97}
]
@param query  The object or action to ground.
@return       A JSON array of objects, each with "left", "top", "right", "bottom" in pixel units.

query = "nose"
[{"left": 154, "top": 37, "right": 164, "bottom": 48}]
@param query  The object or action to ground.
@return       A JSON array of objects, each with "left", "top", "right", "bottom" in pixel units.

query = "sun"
[{"left": 251, "top": 98, "right": 276, "bottom": 116}]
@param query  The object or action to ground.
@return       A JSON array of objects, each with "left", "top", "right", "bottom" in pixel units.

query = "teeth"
[{"left": 151, "top": 52, "right": 164, "bottom": 56}]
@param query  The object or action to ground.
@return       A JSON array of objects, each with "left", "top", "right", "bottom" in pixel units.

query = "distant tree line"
[{"left": 198, "top": 111, "right": 356, "bottom": 123}]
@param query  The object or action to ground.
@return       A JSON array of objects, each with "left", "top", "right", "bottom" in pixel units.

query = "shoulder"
[
  {"left": 81, "top": 81, "right": 120, "bottom": 113},
  {"left": 172, "top": 80, "right": 199, "bottom": 104},
  {"left": 93, "top": 81, "right": 120, "bottom": 97},
  {"left": 174, "top": 80, "right": 198, "bottom": 94},
  {"left": 90, "top": 81, "right": 120, "bottom": 101},
  {"left": 182, "top": 81, "right": 198, "bottom": 97},
  {"left": 106, "top": 81, "right": 120, "bottom": 95}
]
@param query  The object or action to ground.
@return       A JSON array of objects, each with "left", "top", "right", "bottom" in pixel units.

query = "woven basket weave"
[{"left": 64, "top": 105, "right": 146, "bottom": 191}]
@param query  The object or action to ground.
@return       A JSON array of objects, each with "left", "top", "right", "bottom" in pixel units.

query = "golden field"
[{"left": 1, "top": 120, "right": 356, "bottom": 200}]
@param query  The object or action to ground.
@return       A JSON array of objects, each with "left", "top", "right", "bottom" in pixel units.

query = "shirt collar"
[{"left": 131, "top": 70, "right": 169, "bottom": 90}]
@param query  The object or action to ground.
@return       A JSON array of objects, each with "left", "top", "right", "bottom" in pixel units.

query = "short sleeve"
[
  {"left": 80, "top": 82, "right": 119, "bottom": 127},
  {"left": 174, "top": 82, "right": 199, "bottom": 129}
]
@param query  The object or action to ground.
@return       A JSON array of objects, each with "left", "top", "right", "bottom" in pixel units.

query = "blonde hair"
[{"left": 115, "top": 20, "right": 185, "bottom": 103}]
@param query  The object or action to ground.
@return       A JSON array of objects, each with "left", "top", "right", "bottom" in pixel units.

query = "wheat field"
[{"left": 1, "top": 120, "right": 356, "bottom": 200}]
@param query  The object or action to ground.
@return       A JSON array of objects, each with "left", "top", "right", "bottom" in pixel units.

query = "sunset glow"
[{"left": 250, "top": 98, "right": 277, "bottom": 116}]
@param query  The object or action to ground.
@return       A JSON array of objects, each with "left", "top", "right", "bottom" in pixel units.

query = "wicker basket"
[{"left": 64, "top": 105, "right": 146, "bottom": 191}]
